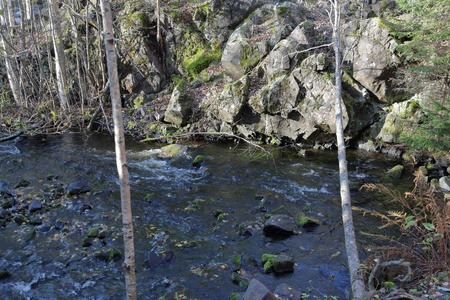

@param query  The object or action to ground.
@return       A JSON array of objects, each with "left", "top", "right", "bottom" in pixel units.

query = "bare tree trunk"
[
  {"left": 0, "top": 0, "right": 24, "bottom": 106},
  {"left": 49, "top": 0, "right": 70, "bottom": 111},
  {"left": 331, "top": 1, "right": 365, "bottom": 298},
  {"left": 99, "top": 1, "right": 137, "bottom": 299},
  {"left": 24, "top": 0, "right": 32, "bottom": 21},
  {"left": 0, "top": 34, "right": 23, "bottom": 106}
]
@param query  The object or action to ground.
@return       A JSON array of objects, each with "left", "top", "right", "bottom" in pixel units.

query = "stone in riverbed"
[
  {"left": 145, "top": 250, "right": 174, "bottom": 267},
  {"left": 274, "top": 283, "right": 302, "bottom": 300},
  {"left": 28, "top": 200, "right": 42, "bottom": 212},
  {"left": 387, "top": 165, "right": 404, "bottom": 179},
  {"left": 263, "top": 214, "right": 295, "bottom": 236},
  {"left": 262, "top": 254, "right": 295, "bottom": 274},
  {"left": 67, "top": 181, "right": 91, "bottom": 195},
  {"left": 95, "top": 247, "right": 122, "bottom": 261},
  {"left": 14, "top": 179, "right": 30, "bottom": 188},
  {"left": 242, "top": 278, "right": 276, "bottom": 300},
  {"left": 0, "top": 270, "right": 12, "bottom": 280}
]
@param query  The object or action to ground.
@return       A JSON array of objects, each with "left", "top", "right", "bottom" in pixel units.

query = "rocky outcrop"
[
  {"left": 221, "top": 2, "right": 306, "bottom": 80},
  {"left": 118, "top": 1, "right": 167, "bottom": 95},
  {"left": 340, "top": 18, "right": 401, "bottom": 102}
]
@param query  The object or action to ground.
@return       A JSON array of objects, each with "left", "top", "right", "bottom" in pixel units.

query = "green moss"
[
  {"left": 295, "top": 213, "right": 309, "bottom": 226},
  {"left": 231, "top": 254, "right": 241, "bottom": 267},
  {"left": 24, "top": 228, "right": 36, "bottom": 242},
  {"left": 239, "top": 43, "right": 260, "bottom": 72},
  {"left": 231, "top": 271, "right": 249, "bottom": 288},
  {"left": 262, "top": 254, "right": 275, "bottom": 272},
  {"left": 87, "top": 227, "right": 100, "bottom": 238},
  {"left": 276, "top": 6, "right": 291, "bottom": 18},
  {"left": 106, "top": 247, "right": 122, "bottom": 261},
  {"left": 185, "top": 48, "right": 223, "bottom": 80},
  {"left": 229, "top": 292, "right": 244, "bottom": 300}
]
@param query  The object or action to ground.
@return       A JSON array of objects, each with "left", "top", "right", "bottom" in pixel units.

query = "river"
[{"left": 0, "top": 133, "right": 412, "bottom": 299}]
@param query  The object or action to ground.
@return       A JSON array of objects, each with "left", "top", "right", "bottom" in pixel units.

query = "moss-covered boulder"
[
  {"left": 160, "top": 144, "right": 189, "bottom": 159},
  {"left": 262, "top": 254, "right": 294, "bottom": 274},
  {"left": 387, "top": 165, "right": 404, "bottom": 179},
  {"left": 0, "top": 270, "right": 12, "bottom": 280}
]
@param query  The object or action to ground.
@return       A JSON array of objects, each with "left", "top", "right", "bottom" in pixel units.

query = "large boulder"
[
  {"left": 263, "top": 214, "right": 295, "bottom": 236},
  {"left": 340, "top": 18, "right": 401, "bottom": 102},
  {"left": 164, "top": 87, "right": 193, "bottom": 126}
]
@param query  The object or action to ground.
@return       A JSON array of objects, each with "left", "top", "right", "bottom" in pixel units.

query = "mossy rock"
[
  {"left": 24, "top": 228, "right": 36, "bottom": 242},
  {"left": 231, "top": 271, "right": 250, "bottom": 288},
  {"left": 262, "top": 254, "right": 294, "bottom": 273},
  {"left": 418, "top": 166, "right": 428, "bottom": 176},
  {"left": 387, "top": 165, "right": 404, "bottom": 179},
  {"left": 87, "top": 227, "right": 100, "bottom": 238},
  {"left": 193, "top": 155, "right": 209, "bottom": 167},
  {"left": 160, "top": 144, "right": 189, "bottom": 158},
  {"left": 95, "top": 247, "right": 122, "bottom": 261},
  {"left": 0, "top": 270, "right": 12, "bottom": 280},
  {"left": 14, "top": 179, "right": 30, "bottom": 189}
]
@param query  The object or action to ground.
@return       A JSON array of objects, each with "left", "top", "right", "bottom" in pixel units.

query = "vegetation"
[
  {"left": 359, "top": 171, "right": 449, "bottom": 295},
  {"left": 390, "top": 0, "right": 450, "bottom": 154}
]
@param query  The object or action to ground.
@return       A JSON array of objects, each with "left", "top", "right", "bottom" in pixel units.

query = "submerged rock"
[
  {"left": 263, "top": 214, "right": 295, "bottom": 236},
  {"left": 145, "top": 250, "right": 174, "bottom": 267},
  {"left": 67, "top": 181, "right": 92, "bottom": 195},
  {"left": 0, "top": 270, "right": 12, "bottom": 280},
  {"left": 242, "top": 278, "right": 276, "bottom": 300},
  {"left": 274, "top": 283, "right": 302, "bottom": 300},
  {"left": 160, "top": 144, "right": 189, "bottom": 159},
  {"left": 14, "top": 179, "right": 30, "bottom": 189}
]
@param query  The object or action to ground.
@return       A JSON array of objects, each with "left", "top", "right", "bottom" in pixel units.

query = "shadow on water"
[{"left": 0, "top": 133, "right": 412, "bottom": 299}]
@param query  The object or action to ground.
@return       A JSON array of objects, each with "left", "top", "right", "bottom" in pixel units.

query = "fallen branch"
[
  {"left": 0, "top": 131, "right": 22, "bottom": 142},
  {"left": 368, "top": 258, "right": 412, "bottom": 293}
]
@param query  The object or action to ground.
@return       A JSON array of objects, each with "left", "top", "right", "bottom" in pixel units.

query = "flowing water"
[{"left": 0, "top": 133, "right": 412, "bottom": 299}]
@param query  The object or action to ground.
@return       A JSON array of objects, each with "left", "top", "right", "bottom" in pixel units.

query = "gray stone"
[
  {"left": 439, "top": 176, "right": 450, "bottom": 192},
  {"left": 28, "top": 200, "right": 42, "bottom": 212},
  {"left": 243, "top": 279, "right": 276, "bottom": 300},
  {"left": 67, "top": 181, "right": 92, "bottom": 195},
  {"left": 340, "top": 18, "right": 401, "bottom": 102},
  {"left": 264, "top": 214, "right": 295, "bottom": 236},
  {"left": 164, "top": 87, "right": 193, "bottom": 126},
  {"left": 387, "top": 165, "right": 404, "bottom": 179},
  {"left": 274, "top": 283, "right": 302, "bottom": 300},
  {"left": 215, "top": 76, "right": 249, "bottom": 123}
]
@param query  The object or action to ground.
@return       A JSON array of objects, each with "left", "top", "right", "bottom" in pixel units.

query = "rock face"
[
  {"left": 340, "top": 18, "right": 401, "bottom": 102},
  {"left": 439, "top": 176, "right": 450, "bottom": 192},
  {"left": 118, "top": 2, "right": 167, "bottom": 96},
  {"left": 221, "top": 2, "right": 306, "bottom": 80}
]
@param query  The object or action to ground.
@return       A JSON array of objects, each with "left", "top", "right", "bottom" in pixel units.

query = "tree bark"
[
  {"left": 331, "top": 1, "right": 365, "bottom": 298},
  {"left": 99, "top": 1, "right": 137, "bottom": 299}
]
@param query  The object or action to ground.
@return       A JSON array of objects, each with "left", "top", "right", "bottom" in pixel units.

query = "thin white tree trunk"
[
  {"left": 99, "top": 1, "right": 137, "bottom": 299},
  {"left": 49, "top": 0, "right": 70, "bottom": 111},
  {"left": 331, "top": 1, "right": 365, "bottom": 298},
  {"left": 0, "top": 34, "right": 23, "bottom": 106},
  {"left": 24, "top": 0, "right": 32, "bottom": 20}
]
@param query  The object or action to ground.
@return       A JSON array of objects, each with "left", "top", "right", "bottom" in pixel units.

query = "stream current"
[{"left": 0, "top": 133, "right": 411, "bottom": 299}]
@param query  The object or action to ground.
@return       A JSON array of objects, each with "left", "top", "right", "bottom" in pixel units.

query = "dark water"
[{"left": 0, "top": 133, "right": 413, "bottom": 299}]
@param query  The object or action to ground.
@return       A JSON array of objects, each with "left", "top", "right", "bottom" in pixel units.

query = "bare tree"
[
  {"left": 330, "top": 0, "right": 365, "bottom": 298},
  {"left": 99, "top": 0, "right": 137, "bottom": 299},
  {"left": 49, "top": 0, "right": 70, "bottom": 111}
]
